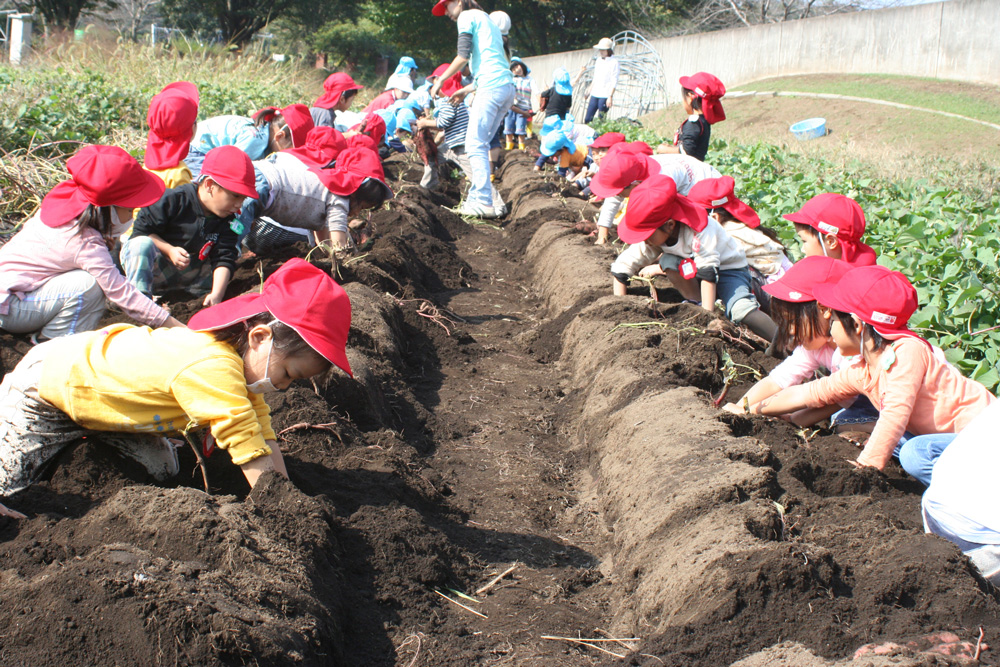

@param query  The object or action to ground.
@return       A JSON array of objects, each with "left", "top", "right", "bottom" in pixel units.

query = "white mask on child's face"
[
  {"left": 109, "top": 207, "right": 132, "bottom": 237},
  {"left": 246, "top": 325, "right": 279, "bottom": 393}
]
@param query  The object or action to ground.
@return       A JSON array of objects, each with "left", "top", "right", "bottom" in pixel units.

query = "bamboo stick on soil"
[
  {"left": 475, "top": 563, "right": 518, "bottom": 595},
  {"left": 435, "top": 590, "right": 488, "bottom": 618},
  {"left": 540, "top": 636, "right": 628, "bottom": 659}
]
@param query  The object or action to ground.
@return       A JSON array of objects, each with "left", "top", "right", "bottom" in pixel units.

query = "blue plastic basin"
[{"left": 790, "top": 117, "right": 827, "bottom": 140}]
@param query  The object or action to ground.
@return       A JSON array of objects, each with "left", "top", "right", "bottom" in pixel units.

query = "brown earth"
[{"left": 0, "top": 150, "right": 997, "bottom": 666}]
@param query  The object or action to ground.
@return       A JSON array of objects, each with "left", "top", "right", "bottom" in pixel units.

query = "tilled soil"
[{"left": 0, "top": 150, "right": 997, "bottom": 667}]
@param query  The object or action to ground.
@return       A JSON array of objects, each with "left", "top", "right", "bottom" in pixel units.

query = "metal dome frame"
[{"left": 572, "top": 30, "right": 668, "bottom": 123}]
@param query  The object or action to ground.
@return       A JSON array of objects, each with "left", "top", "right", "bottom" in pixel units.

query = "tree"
[
  {"left": 157, "top": 0, "right": 354, "bottom": 45},
  {"left": 32, "top": 0, "right": 118, "bottom": 30}
]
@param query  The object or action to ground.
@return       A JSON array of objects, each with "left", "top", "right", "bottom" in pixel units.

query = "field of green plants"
[{"left": 2, "top": 50, "right": 998, "bottom": 391}]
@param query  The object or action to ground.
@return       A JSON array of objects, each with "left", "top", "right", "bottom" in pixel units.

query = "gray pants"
[
  {"left": 0, "top": 270, "right": 106, "bottom": 340},
  {"left": 444, "top": 145, "right": 506, "bottom": 212},
  {"left": 0, "top": 339, "right": 180, "bottom": 497}
]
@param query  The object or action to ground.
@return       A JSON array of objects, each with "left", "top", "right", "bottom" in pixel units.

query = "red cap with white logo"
[{"left": 812, "top": 265, "right": 926, "bottom": 342}]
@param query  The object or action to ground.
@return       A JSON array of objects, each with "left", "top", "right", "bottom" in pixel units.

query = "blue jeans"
[
  {"left": 657, "top": 260, "right": 759, "bottom": 323},
  {"left": 585, "top": 96, "right": 609, "bottom": 123},
  {"left": 184, "top": 149, "right": 207, "bottom": 178},
  {"left": 465, "top": 83, "right": 515, "bottom": 207},
  {"left": 894, "top": 432, "right": 957, "bottom": 487},
  {"left": 831, "top": 395, "right": 880, "bottom": 427},
  {"left": 504, "top": 109, "right": 527, "bottom": 136}
]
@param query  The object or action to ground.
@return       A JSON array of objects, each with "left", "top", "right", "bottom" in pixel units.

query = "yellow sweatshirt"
[{"left": 39, "top": 324, "right": 275, "bottom": 465}]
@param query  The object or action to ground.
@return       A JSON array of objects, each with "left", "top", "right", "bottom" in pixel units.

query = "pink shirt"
[
  {"left": 804, "top": 337, "right": 995, "bottom": 469},
  {"left": 769, "top": 343, "right": 850, "bottom": 390},
  {"left": 0, "top": 215, "right": 169, "bottom": 326}
]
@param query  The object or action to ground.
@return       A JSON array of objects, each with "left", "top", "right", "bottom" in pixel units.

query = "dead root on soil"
[{"left": 388, "top": 293, "right": 466, "bottom": 336}]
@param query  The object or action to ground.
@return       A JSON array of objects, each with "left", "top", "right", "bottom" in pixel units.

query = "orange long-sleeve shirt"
[{"left": 804, "top": 337, "right": 994, "bottom": 469}]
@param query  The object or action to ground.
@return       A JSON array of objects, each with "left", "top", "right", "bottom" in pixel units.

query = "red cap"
[
  {"left": 618, "top": 174, "right": 708, "bottom": 244},
  {"left": 145, "top": 81, "right": 199, "bottom": 170},
  {"left": 256, "top": 104, "right": 315, "bottom": 148},
  {"left": 679, "top": 72, "right": 726, "bottom": 124},
  {"left": 590, "top": 132, "right": 626, "bottom": 149},
  {"left": 310, "top": 146, "right": 394, "bottom": 201},
  {"left": 358, "top": 112, "right": 387, "bottom": 145},
  {"left": 314, "top": 72, "right": 364, "bottom": 110},
  {"left": 589, "top": 148, "right": 657, "bottom": 198},
  {"left": 347, "top": 133, "right": 378, "bottom": 152},
  {"left": 686, "top": 176, "right": 760, "bottom": 227},
  {"left": 201, "top": 146, "right": 258, "bottom": 200},
  {"left": 783, "top": 193, "right": 873, "bottom": 265},
  {"left": 285, "top": 126, "right": 347, "bottom": 169},
  {"left": 813, "top": 265, "right": 924, "bottom": 343},
  {"left": 188, "top": 258, "right": 353, "bottom": 376},
  {"left": 436, "top": 64, "right": 464, "bottom": 97},
  {"left": 762, "top": 256, "right": 853, "bottom": 303},
  {"left": 40, "top": 145, "right": 166, "bottom": 228},
  {"left": 431, "top": 0, "right": 451, "bottom": 16}
]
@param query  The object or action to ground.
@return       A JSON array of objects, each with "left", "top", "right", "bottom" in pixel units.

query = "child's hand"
[
  {"left": 0, "top": 502, "right": 26, "bottom": 519},
  {"left": 203, "top": 292, "right": 225, "bottom": 307},
  {"left": 167, "top": 245, "right": 190, "bottom": 269},
  {"left": 449, "top": 90, "right": 468, "bottom": 105},
  {"left": 721, "top": 402, "right": 744, "bottom": 415},
  {"left": 638, "top": 264, "right": 665, "bottom": 278}
]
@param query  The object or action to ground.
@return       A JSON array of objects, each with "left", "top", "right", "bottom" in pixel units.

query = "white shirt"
[
  {"left": 590, "top": 56, "right": 620, "bottom": 98},
  {"left": 610, "top": 217, "right": 747, "bottom": 277},
  {"left": 596, "top": 155, "right": 721, "bottom": 228}
]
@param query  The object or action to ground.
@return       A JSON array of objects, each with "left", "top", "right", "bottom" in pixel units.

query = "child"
[
  {"left": 572, "top": 131, "right": 625, "bottom": 195},
  {"left": 539, "top": 67, "right": 573, "bottom": 120},
  {"left": 430, "top": 0, "right": 515, "bottom": 219},
  {"left": 722, "top": 256, "right": 857, "bottom": 425},
  {"left": 922, "top": 400, "right": 1000, "bottom": 585},
  {"left": 0, "top": 145, "right": 182, "bottom": 343},
  {"left": 144, "top": 81, "right": 199, "bottom": 189},
  {"left": 382, "top": 107, "right": 418, "bottom": 154},
  {"left": 784, "top": 193, "right": 877, "bottom": 266},
  {"left": 363, "top": 74, "right": 414, "bottom": 114},
  {"left": 687, "top": 176, "right": 792, "bottom": 305},
  {"left": 592, "top": 145, "right": 721, "bottom": 245},
  {"left": 242, "top": 145, "right": 393, "bottom": 256},
  {"left": 505, "top": 57, "right": 534, "bottom": 150},
  {"left": 657, "top": 72, "right": 725, "bottom": 162},
  {"left": 186, "top": 104, "right": 314, "bottom": 177},
  {"left": 122, "top": 145, "right": 258, "bottom": 307},
  {"left": 311, "top": 72, "right": 364, "bottom": 129},
  {"left": 533, "top": 121, "right": 590, "bottom": 178},
  {"left": 610, "top": 174, "right": 776, "bottom": 340},
  {"left": 582, "top": 37, "right": 620, "bottom": 123},
  {"left": 392, "top": 56, "right": 419, "bottom": 81},
  {"left": 754, "top": 265, "right": 994, "bottom": 485},
  {"left": 0, "top": 259, "right": 353, "bottom": 519}
]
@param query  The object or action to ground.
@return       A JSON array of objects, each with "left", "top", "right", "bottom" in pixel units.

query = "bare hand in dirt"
[
  {"left": 202, "top": 292, "right": 224, "bottom": 307},
  {"left": 638, "top": 264, "right": 665, "bottom": 278},
  {"left": 167, "top": 245, "right": 191, "bottom": 269},
  {"left": 721, "top": 402, "right": 744, "bottom": 415},
  {"left": 240, "top": 453, "right": 276, "bottom": 488},
  {"left": 0, "top": 502, "right": 27, "bottom": 519}
]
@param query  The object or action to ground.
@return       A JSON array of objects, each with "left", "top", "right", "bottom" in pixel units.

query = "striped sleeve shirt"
[{"left": 436, "top": 101, "right": 470, "bottom": 149}]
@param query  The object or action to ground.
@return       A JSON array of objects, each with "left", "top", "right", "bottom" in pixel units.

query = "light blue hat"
[
  {"left": 554, "top": 67, "right": 572, "bottom": 95},
  {"left": 393, "top": 56, "right": 418, "bottom": 77},
  {"left": 540, "top": 115, "right": 565, "bottom": 137},
  {"left": 395, "top": 108, "right": 417, "bottom": 133},
  {"left": 540, "top": 129, "right": 576, "bottom": 158},
  {"left": 375, "top": 107, "right": 397, "bottom": 142}
]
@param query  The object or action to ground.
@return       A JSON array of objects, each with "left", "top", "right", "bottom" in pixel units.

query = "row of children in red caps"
[{"left": 584, "top": 124, "right": 998, "bottom": 584}]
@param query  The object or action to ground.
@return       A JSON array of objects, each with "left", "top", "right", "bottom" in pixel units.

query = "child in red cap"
[
  {"left": 723, "top": 256, "right": 864, "bottom": 426},
  {"left": 0, "top": 258, "right": 353, "bottom": 519},
  {"left": 0, "top": 145, "right": 184, "bottom": 344},
  {"left": 686, "top": 176, "right": 791, "bottom": 305},
  {"left": 144, "top": 81, "right": 200, "bottom": 189},
  {"left": 185, "top": 104, "right": 314, "bottom": 178},
  {"left": 657, "top": 72, "right": 725, "bottom": 162},
  {"left": 784, "top": 193, "right": 877, "bottom": 266},
  {"left": 122, "top": 145, "right": 258, "bottom": 307},
  {"left": 610, "top": 174, "right": 776, "bottom": 340},
  {"left": 592, "top": 145, "right": 720, "bottom": 245},
  {"left": 241, "top": 144, "right": 394, "bottom": 256},
  {"left": 754, "top": 265, "right": 994, "bottom": 485},
  {"left": 311, "top": 72, "right": 364, "bottom": 129}
]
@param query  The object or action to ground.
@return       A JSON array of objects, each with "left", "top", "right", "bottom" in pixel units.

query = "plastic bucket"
[{"left": 790, "top": 117, "right": 827, "bottom": 140}]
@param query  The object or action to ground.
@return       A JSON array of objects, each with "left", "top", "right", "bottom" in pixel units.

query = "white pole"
[
  {"left": 151, "top": 23, "right": 156, "bottom": 47},
  {"left": 9, "top": 13, "right": 32, "bottom": 66}
]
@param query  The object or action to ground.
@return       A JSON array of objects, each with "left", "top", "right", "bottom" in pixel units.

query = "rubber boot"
[
  {"left": 518, "top": 138, "right": 526, "bottom": 150},
  {"left": 739, "top": 308, "right": 778, "bottom": 342},
  {"left": 505, "top": 138, "right": 515, "bottom": 150},
  {"left": 526, "top": 124, "right": 534, "bottom": 138}
]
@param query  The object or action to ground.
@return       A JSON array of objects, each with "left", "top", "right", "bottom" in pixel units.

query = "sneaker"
[
  {"left": 494, "top": 203, "right": 508, "bottom": 217},
  {"left": 459, "top": 201, "right": 499, "bottom": 219}
]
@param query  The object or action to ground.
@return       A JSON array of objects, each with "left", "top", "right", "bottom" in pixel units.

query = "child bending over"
[
  {"left": 784, "top": 193, "right": 877, "bottom": 266},
  {"left": 754, "top": 265, "right": 994, "bottom": 485},
  {"left": 610, "top": 174, "right": 776, "bottom": 340},
  {"left": 0, "top": 259, "right": 352, "bottom": 519},
  {"left": 122, "top": 145, "right": 258, "bottom": 307}
]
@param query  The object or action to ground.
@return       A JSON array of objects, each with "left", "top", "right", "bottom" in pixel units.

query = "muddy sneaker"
[
  {"left": 494, "top": 202, "right": 508, "bottom": 217},
  {"left": 459, "top": 201, "right": 499, "bottom": 219}
]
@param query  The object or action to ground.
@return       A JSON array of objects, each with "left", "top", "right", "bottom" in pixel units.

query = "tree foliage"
[{"left": 32, "top": 0, "right": 118, "bottom": 30}]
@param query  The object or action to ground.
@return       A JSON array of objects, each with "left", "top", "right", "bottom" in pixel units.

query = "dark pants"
[{"left": 585, "top": 97, "right": 609, "bottom": 123}]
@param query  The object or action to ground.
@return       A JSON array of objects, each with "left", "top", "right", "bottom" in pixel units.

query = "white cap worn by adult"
[
  {"left": 594, "top": 37, "right": 614, "bottom": 50},
  {"left": 490, "top": 10, "right": 511, "bottom": 35}
]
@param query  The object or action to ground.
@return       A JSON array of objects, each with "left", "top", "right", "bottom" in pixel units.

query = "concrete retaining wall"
[{"left": 523, "top": 0, "right": 1000, "bottom": 109}]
